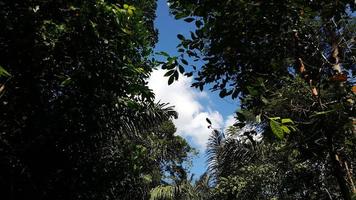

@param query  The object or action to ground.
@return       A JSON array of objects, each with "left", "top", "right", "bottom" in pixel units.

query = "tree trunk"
[{"left": 327, "top": 134, "right": 351, "bottom": 200}]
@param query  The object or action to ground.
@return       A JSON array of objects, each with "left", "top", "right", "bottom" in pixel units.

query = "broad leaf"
[{"left": 270, "top": 120, "right": 284, "bottom": 140}]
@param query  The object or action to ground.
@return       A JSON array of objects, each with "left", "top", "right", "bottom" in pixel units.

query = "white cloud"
[
  {"left": 224, "top": 115, "right": 236, "bottom": 131},
  {"left": 148, "top": 69, "right": 225, "bottom": 150}
]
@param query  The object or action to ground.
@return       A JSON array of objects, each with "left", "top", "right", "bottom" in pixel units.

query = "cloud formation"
[{"left": 148, "top": 69, "right": 226, "bottom": 150}]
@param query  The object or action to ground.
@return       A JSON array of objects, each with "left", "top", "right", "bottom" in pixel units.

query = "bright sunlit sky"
[{"left": 148, "top": 0, "right": 239, "bottom": 177}]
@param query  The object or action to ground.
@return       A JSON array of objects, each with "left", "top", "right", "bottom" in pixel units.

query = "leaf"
[
  {"left": 206, "top": 118, "right": 212, "bottom": 125},
  {"left": 351, "top": 192, "right": 356, "bottom": 200},
  {"left": 352, "top": 85, "right": 356, "bottom": 94},
  {"left": 181, "top": 59, "right": 188, "bottom": 65},
  {"left": 178, "top": 65, "right": 185, "bottom": 73},
  {"left": 195, "top": 20, "right": 203, "bottom": 28},
  {"left": 164, "top": 70, "right": 175, "bottom": 77},
  {"left": 270, "top": 120, "right": 284, "bottom": 140},
  {"left": 232, "top": 89, "right": 239, "bottom": 99},
  {"left": 256, "top": 114, "right": 261, "bottom": 123},
  {"left": 261, "top": 96, "right": 269, "bottom": 104},
  {"left": 0, "top": 84, "right": 5, "bottom": 94},
  {"left": 161, "top": 64, "right": 168, "bottom": 70},
  {"left": 247, "top": 86, "right": 259, "bottom": 96},
  {"left": 281, "top": 125, "right": 291, "bottom": 134},
  {"left": 168, "top": 75, "right": 174, "bottom": 85},
  {"left": 233, "top": 122, "right": 245, "bottom": 128},
  {"left": 157, "top": 51, "right": 170, "bottom": 57},
  {"left": 174, "top": 12, "right": 188, "bottom": 20},
  {"left": 310, "top": 110, "right": 335, "bottom": 118},
  {"left": 219, "top": 89, "right": 227, "bottom": 98},
  {"left": 185, "top": 72, "right": 193, "bottom": 77},
  {"left": 190, "top": 31, "right": 197, "bottom": 40},
  {"left": 173, "top": 70, "right": 179, "bottom": 80},
  {"left": 178, "top": 48, "right": 185, "bottom": 53},
  {"left": 177, "top": 34, "right": 185, "bottom": 40},
  {"left": 142, "top": 174, "right": 152, "bottom": 184},
  {"left": 184, "top": 17, "right": 195, "bottom": 23},
  {"left": 60, "top": 77, "right": 72, "bottom": 86},
  {"left": 0, "top": 65, "right": 11, "bottom": 77},
  {"left": 167, "top": 56, "right": 177, "bottom": 65},
  {"left": 281, "top": 118, "right": 294, "bottom": 124}
]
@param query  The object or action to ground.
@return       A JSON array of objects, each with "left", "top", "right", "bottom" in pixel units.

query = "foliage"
[
  {"left": 150, "top": 172, "right": 212, "bottom": 200},
  {"left": 0, "top": 0, "right": 193, "bottom": 199},
  {"left": 207, "top": 126, "right": 350, "bottom": 199},
  {"left": 167, "top": 0, "right": 356, "bottom": 199}
]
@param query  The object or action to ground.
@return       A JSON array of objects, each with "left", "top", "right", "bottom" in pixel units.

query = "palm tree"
[
  {"left": 206, "top": 125, "right": 260, "bottom": 182},
  {"left": 149, "top": 173, "right": 212, "bottom": 200}
]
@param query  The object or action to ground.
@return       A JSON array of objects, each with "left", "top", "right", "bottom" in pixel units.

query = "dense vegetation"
[
  {"left": 0, "top": 0, "right": 355, "bottom": 200},
  {"left": 0, "top": 1, "right": 193, "bottom": 199},
  {"left": 165, "top": 0, "right": 356, "bottom": 199}
]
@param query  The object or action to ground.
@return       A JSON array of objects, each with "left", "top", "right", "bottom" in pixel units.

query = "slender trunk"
[{"left": 327, "top": 134, "right": 351, "bottom": 200}]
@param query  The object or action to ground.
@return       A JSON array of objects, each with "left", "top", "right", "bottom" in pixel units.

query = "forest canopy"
[{"left": 0, "top": 0, "right": 355, "bottom": 200}]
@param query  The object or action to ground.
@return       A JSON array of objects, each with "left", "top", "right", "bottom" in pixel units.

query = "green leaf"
[
  {"left": 167, "top": 56, "right": 177, "bottom": 65},
  {"left": 269, "top": 117, "right": 281, "bottom": 120},
  {"left": 261, "top": 96, "right": 269, "bottom": 104},
  {"left": 351, "top": 192, "right": 356, "bottom": 200},
  {"left": 310, "top": 110, "right": 335, "bottom": 118},
  {"left": 184, "top": 17, "right": 195, "bottom": 23},
  {"left": 247, "top": 86, "right": 259, "bottom": 96},
  {"left": 281, "top": 118, "right": 294, "bottom": 124},
  {"left": 281, "top": 125, "right": 291, "bottom": 134},
  {"left": 60, "top": 77, "right": 72, "bottom": 86},
  {"left": 157, "top": 51, "right": 170, "bottom": 57},
  {"left": 174, "top": 12, "right": 188, "bottom": 20},
  {"left": 177, "top": 34, "right": 185, "bottom": 40},
  {"left": 0, "top": 65, "right": 11, "bottom": 77},
  {"left": 256, "top": 114, "right": 261, "bottom": 123},
  {"left": 270, "top": 120, "right": 284, "bottom": 140},
  {"left": 142, "top": 174, "right": 152, "bottom": 184}
]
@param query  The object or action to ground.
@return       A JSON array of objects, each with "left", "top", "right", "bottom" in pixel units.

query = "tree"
[
  {"left": 150, "top": 172, "right": 212, "bottom": 200},
  {"left": 207, "top": 123, "right": 348, "bottom": 199},
  {"left": 166, "top": 0, "right": 355, "bottom": 199},
  {"left": 0, "top": 0, "right": 193, "bottom": 199}
]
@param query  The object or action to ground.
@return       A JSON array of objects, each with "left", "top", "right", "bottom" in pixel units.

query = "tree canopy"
[
  {"left": 0, "top": 0, "right": 355, "bottom": 200},
  {"left": 164, "top": 0, "right": 355, "bottom": 199},
  {"left": 0, "top": 0, "right": 193, "bottom": 199}
]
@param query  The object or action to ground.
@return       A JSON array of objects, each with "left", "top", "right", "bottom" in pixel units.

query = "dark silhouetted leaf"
[
  {"left": 181, "top": 59, "right": 188, "bottom": 65},
  {"left": 184, "top": 18, "right": 195, "bottom": 23},
  {"left": 168, "top": 75, "right": 175, "bottom": 85},
  {"left": 177, "top": 34, "right": 185, "bottom": 40},
  {"left": 164, "top": 70, "right": 175, "bottom": 77},
  {"left": 178, "top": 65, "right": 185, "bottom": 73}
]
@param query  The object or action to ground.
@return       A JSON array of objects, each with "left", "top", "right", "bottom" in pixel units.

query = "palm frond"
[
  {"left": 118, "top": 101, "right": 177, "bottom": 138},
  {"left": 150, "top": 185, "right": 175, "bottom": 200},
  {"left": 206, "top": 129, "right": 224, "bottom": 182}
]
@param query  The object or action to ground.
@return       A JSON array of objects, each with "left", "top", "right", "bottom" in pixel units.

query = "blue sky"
[{"left": 148, "top": 0, "right": 239, "bottom": 177}]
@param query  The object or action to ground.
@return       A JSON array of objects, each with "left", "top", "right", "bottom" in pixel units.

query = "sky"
[{"left": 148, "top": 0, "right": 239, "bottom": 177}]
